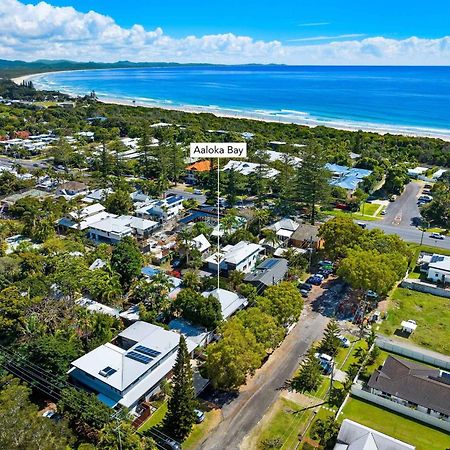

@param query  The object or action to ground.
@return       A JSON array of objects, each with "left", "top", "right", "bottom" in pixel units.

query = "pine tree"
[
  {"left": 139, "top": 126, "right": 153, "bottom": 179},
  {"left": 296, "top": 142, "right": 331, "bottom": 224},
  {"left": 226, "top": 167, "right": 238, "bottom": 207},
  {"left": 291, "top": 349, "right": 322, "bottom": 393},
  {"left": 163, "top": 336, "right": 196, "bottom": 441},
  {"left": 319, "top": 319, "right": 341, "bottom": 356}
]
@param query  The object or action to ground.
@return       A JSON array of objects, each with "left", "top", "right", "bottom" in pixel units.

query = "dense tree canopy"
[{"left": 0, "top": 378, "right": 75, "bottom": 450}]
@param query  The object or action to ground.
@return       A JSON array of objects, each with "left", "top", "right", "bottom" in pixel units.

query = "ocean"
[{"left": 31, "top": 65, "right": 450, "bottom": 139}]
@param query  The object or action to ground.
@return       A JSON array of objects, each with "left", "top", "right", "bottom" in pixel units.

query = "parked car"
[
  {"left": 194, "top": 409, "right": 205, "bottom": 423},
  {"left": 389, "top": 194, "right": 397, "bottom": 202},
  {"left": 300, "top": 289, "right": 309, "bottom": 298},
  {"left": 300, "top": 282, "right": 313, "bottom": 291},
  {"left": 356, "top": 222, "right": 367, "bottom": 229},
  {"left": 380, "top": 209, "right": 386, "bottom": 215},
  {"left": 157, "top": 437, "right": 182, "bottom": 450},
  {"left": 318, "top": 269, "right": 332, "bottom": 278},
  {"left": 430, "top": 233, "right": 445, "bottom": 240},
  {"left": 338, "top": 336, "right": 351, "bottom": 348},
  {"left": 314, "top": 352, "right": 333, "bottom": 374},
  {"left": 194, "top": 189, "right": 203, "bottom": 195},
  {"left": 307, "top": 276, "right": 322, "bottom": 285},
  {"left": 366, "top": 290, "right": 379, "bottom": 300},
  {"left": 318, "top": 260, "right": 333, "bottom": 267}
]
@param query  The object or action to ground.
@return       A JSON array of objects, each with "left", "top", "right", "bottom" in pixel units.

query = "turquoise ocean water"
[{"left": 32, "top": 65, "right": 450, "bottom": 138}]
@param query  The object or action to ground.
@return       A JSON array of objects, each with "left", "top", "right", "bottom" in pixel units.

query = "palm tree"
[
  {"left": 253, "top": 208, "right": 270, "bottom": 234},
  {"left": 221, "top": 211, "right": 238, "bottom": 235},
  {"left": 262, "top": 228, "right": 280, "bottom": 248},
  {"left": 183, "top": 270, "right": 201, "bottom": 290},
  {"left": 177, "top": 228, "right": 194, "bottom": 265}
]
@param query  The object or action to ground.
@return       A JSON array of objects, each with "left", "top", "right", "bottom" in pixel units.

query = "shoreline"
[{"left": 12, "top": 70, "right": 450, "bottom": 142}]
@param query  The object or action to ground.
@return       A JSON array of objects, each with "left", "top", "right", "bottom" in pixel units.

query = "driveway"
[
  {"left": 198, "top": 307, "right": 329, "bottom": 450},
  {"left": 381, "top": 181, "right": 422, "bottom": 228}
]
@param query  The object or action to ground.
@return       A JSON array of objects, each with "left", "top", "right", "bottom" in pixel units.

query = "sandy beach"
[{"left": 12, "top": 71, "right": 450, "bottom": 141}]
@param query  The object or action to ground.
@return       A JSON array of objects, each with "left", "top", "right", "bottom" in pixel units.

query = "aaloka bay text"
[{"left": 190, "top": 142, "right": 247, "bottom": 158}]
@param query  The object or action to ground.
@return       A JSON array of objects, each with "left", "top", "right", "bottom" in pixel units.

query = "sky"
[{"left": 1, "top": 0, "right": 450, "bottom": 65}]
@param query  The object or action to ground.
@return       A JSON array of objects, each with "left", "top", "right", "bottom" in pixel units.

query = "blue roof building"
[{"left": 326, "top": 163, "right": 372, "bottom": 192}]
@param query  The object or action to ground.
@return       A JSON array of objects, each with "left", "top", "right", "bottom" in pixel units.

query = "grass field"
[
  {"left": 255, "top": 397, "right": 310, "bottom": 450},
  {"left": 359, "top": 202, "right": 380, "bottom": 216},
  {"left": 409, "top": 243, "right": 450, "bottom": 258},
  {"left": 321, "top": 208, "right": 379, "bottom": 222},
  {"left": 378, "top": 288, "right": 450, "bottom": 355},
  {"left": 138, "top": 402, "right": 167, "bottom": 432},
  {"left": 340, "top": 397, "right": 450, "bottom": 450}
]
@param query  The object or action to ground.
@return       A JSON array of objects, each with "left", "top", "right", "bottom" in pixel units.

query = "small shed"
[{"left": 401, "top": 320, "right": 417, "bottom": 334}]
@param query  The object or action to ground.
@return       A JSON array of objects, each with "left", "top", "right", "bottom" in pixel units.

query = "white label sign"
[{"left": 190, "top": 142, "right": 247, "bottom": 158}]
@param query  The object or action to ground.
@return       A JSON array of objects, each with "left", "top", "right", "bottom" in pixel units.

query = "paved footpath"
[{"left": 199, "top": 306, "right": 329, "bottom": 450}]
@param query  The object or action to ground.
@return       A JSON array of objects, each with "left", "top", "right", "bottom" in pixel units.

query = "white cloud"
[
  {"left": 287, "top": 34, "right": 365, "bottom": 42},
  {"left": 0, "top": 0, "right": 449, "bottom": 65},
  {"left": 298, "top": 22, "right": 330, "bottom": 27}
]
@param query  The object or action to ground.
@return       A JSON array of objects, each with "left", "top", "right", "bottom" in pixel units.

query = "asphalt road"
[
  {"left": 166, "top": 187, "right": 207, "bottom": 204},
  {"left": 381, "top": 181, "right": 421, "bottom": 228},
  {"left": 199, "top": 307, "right": 328, "bottom": 450},
  {"left": 363, "top": 221, "right": 450, "bottom": 249},
  {"left": 0, "top": 156, "right": 49, "bottom": 170},
  {"left": 361, "top": 181, "right": 450, "bottom": 249}
]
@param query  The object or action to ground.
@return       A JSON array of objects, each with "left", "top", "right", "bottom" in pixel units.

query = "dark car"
[
  {"left": 300, "top": 289, "right": 309, "bottom": 298},
  {"left": 307, "top": 276, "right": 322, "bottom": 286},
  {"left": 300, "top": 282, "right": 313, "bottom": 291}
]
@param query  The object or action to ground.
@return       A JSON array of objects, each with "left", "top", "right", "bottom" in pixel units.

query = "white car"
[
  {"left": 338, "top": 336, "right": 351, "bottom": 348},
  {"left": 315, "top": 352, "right": 333, "bottom": 363},
  {"left": 430, "top": 233, "right": 445, "bottom": 240}
]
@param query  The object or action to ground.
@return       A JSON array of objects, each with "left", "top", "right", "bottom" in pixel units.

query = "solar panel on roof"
[
  {"left": 135, "top": 345, "right": 161, "bottom": 358},
  {"left": 126, "top": 351, "right": 152, "bottom": 364}
]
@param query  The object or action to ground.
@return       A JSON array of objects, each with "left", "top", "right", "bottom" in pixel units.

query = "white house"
[
  {"left": 135, "top": 195, "right": 184, "bottom": 223},
  {"left": 201, "top": 288, "right": 248, "bottom": 319},
  {"left": 68, "top": 321, "right": 197, "bottom": 412},
  {"left": 427, "top": 254, "right": 450, "bottom": 283},
  {"left": 82, "top": 188, "right": 113, "bottom": 203},
  {"left": 205, "top": 240, "right": 264, "bottom": 273},
  {"left": 266, "top": 218, "right": 300, "bottom": 245},
  {"left": 58, "top": 203, "right": 111, "bottom": 231},
  {"left": 191, "top": 234, "right": 211, "bottom": 254},
  {"left": 257, "top": 149, "right": 302, "bottom": 167},
  {"left": 75, "top": 297, "right": 120, "bottom": 318},
  {"left": 334, "top": 419, "right": 415, "bottom": 450},
  {"left": 222, "top": 160, "right": 279, "bottom": 179},
  {"left": 88, "top": 215, "right": 159, "bottom": 244}
]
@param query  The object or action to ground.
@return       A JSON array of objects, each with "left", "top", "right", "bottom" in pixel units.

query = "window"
[{"left": 99, "top": 366, "right": 117, "bottom": 377}]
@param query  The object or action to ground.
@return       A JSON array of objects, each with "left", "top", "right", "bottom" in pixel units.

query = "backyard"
[
  {"left": 378, "top": 288, "right": 450, "bottom": 355},
  {"left": 340, "top": 397, "right": 450, "bottom": 450}
]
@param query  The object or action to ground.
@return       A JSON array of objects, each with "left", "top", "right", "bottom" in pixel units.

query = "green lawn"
[
  {"left": 321, "top": 209, "right": 379, "bottom": 222},
  {"left": 256, "top": 397, "right": 311, "bottom": 450},
  {"left": 378, "top": 288, "right": 450, "bottom": 355},
  {"left": 340, "top": 397, "right": 450, "bottom": 450},
  {"left": 138, "top": 402, "right": 167, "bottom": 432},
  {"left": 409, "top": 243, "right": 450, "bottom": 258},
  {"left": 359, "top": 202, "right": 380, "bottom": 216},
  {"left": 340, "top": 339, "right": 369, "bottom": 372}
]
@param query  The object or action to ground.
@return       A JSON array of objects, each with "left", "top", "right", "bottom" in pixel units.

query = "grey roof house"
[
  {"left": 244, "top": 258, "right": 288, "bottom": 292},
  {"left": 367, "top": 355, "right": 450, "bottom": 421}
]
